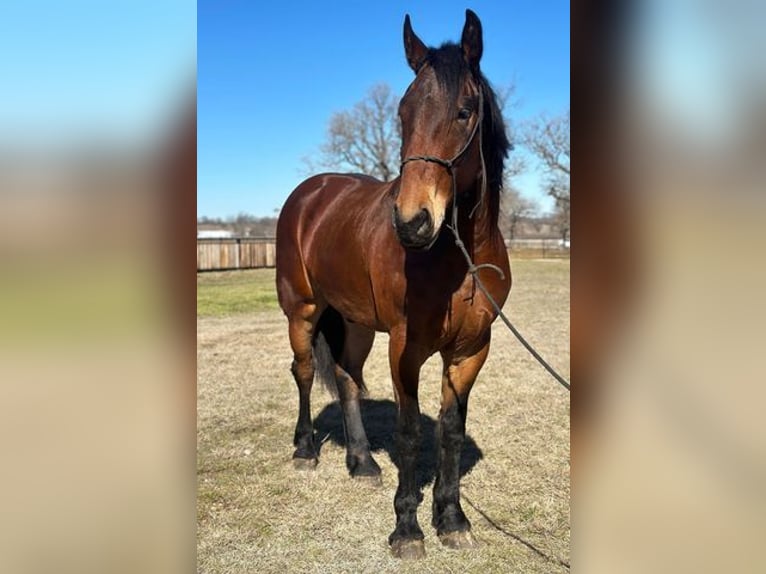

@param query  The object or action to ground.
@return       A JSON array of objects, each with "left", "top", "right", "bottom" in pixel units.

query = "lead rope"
[
  {"left": 401, "top": 88, "right": 570, "bottom": 392},
  {"left": 449, "top": 221, "right": 572, "bottom": 392}
]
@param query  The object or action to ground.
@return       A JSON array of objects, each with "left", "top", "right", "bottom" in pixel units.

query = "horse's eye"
[{"left": 457, "top": 107, "right": 472, "bottom": 121}]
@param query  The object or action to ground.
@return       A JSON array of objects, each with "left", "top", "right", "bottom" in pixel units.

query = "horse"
[{"left": 275, "top": 9, "right": 511, "bottom": 559}]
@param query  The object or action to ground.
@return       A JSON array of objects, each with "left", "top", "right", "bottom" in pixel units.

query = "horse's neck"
[{"left": 456, "top": 184, "right": 499, "bottom": 254}]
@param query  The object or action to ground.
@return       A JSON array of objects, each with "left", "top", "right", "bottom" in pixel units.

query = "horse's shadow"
[{"left": 313, "top": 398, "right": 483, "bottom": 489}]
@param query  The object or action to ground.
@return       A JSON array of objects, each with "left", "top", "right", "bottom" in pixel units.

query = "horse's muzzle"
[{"left": 392, "top": 205, "right": 436, "bottom": 250}]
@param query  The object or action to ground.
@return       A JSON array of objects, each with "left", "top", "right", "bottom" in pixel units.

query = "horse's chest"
[
  {"left": 400, "top": 277, "right": 499, "bottom": 353},
  {"left": 444, "top": 280, "right": 497, "bottom": 338},
  {"left": 369, "top": 238, "right": 510, "bottom": 345}
]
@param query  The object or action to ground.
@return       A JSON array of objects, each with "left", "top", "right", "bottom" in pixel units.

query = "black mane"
[{"left": 423, "top": 42, "right": 511, "bottom": 228}]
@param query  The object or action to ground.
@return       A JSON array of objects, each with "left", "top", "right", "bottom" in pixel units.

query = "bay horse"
[{"left": 276, "top": 9, "right": 511, "bottom": 559}]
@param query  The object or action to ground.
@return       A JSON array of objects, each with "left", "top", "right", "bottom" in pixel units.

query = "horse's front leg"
[
  {"left": 432, "top": 334, "right": 491, "bottom": 549},
  {"left": 387, "top": 329, "right": 427, "bottom": 559}
]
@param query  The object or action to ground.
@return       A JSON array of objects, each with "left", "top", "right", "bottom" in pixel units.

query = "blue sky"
[
  {"left": 198, "top": 1, "right": 569, "bottom": 218},
  {"left": 0, "top": 2, "right": 195, "bottom": 145}
]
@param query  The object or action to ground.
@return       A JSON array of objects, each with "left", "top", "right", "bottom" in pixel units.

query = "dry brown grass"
[{"left": 198, "top": 259, "right": 569, "bottom": 573}]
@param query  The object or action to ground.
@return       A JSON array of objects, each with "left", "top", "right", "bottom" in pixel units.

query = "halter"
[
  {"left": 398, "top": 86, "right": 505, "bottom": 280},
  {"left": 399, "top": 87, "right": 484, "bottom": 176},
  {"left": 399, "top": 87, "right": 485, "bottom": 207}
]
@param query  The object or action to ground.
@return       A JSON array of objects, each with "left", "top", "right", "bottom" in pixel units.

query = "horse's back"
[
  {"left": 277, "top": 173, "right": 387, "bottom": 251},
  {"left": 280, "top": 173, "right": 381, "bottom": 222}
]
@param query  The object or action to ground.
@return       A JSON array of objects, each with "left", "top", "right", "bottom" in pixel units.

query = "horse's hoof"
[
  {"left": 292, "top": 456, "right": 318, "bottom": 470},
  {"left": 353, "top": 473, "right": 382, "bottom": 487},
  {"left": 439, "top": 530, "right": 477, "bottom": 550},
  {"left": 390, "top": 539, "right": 426, "bottom": 560},
  {"left": 347, "top": 454, "right": 382, "bottom": 482}
]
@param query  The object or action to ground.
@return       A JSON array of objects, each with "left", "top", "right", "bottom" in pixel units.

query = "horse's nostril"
[
  {"left": 416, "top": 209, "right": 432, "bottom": 236},
  {"left": 413, "top": 208, "right": 431, "bottom": 234},
  {"left": 392, "top": 204, "right": 401, "bottom": 229}
]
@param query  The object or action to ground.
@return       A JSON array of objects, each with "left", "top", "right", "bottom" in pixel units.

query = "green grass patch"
[{"left": 197, "top": 269, "right": 279, "bottom": 316}]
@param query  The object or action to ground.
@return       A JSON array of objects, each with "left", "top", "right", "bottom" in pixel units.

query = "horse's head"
[{"left": 393, "top": 9, "right": 485, "bottom": 251}]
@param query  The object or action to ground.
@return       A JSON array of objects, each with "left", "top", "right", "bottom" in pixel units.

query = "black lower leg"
[
  {"left": 432, "top": 400, "right": 470, "bottom": 534},
  {"left": 389, "top": 405, "right": 424, "bottom": 545},
  {"left": 340, "top": 398, "right": 381, "bottom": 478},
  {"left": 336, "top": 371, "right": 380, "bottom": 477}
]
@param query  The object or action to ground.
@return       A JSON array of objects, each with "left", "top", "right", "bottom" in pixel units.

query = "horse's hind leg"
[
  {"left": 288, "top": 305, "right": 321, "bottom": 468},
  {"left": 336, "top": 321, "right": 381, "bottom": 482}
]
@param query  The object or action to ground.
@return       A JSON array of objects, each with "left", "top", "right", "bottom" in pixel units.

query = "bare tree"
[
  {"left": 305, "top": 84, "right": 400, "bottom": 181},
  {"left": 500, "top": 184, "right": 538, "bottom": 240},
  {"left": 522, "top": 108, "right": 570, "bottom": 240},
  {"left": 499, "top": 82, "right": 537, "bottom": 238},
  {"left": 495, "top": 83, "right": 526, "bottom": 179}
]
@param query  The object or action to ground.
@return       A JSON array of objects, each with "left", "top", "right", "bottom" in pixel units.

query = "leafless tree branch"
[
  {"left": 521, "top": 108, "right": 570, "bottom": 239},
  {"left": 305, "top": 84, "right": 401, "bottom": 181}
]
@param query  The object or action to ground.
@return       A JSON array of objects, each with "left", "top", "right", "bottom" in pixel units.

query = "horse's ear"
[
  {"left": 461, "top": 9, "right": 483, "bottom": 70},
  {"left": 403, "top": 14, "right": 428, "bottom": 73}
]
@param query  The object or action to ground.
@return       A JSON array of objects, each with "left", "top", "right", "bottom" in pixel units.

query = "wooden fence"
[
  {"left": 197, "top": 237, "right": 569, "bottom": 271},
  {"left": 197, "top": 238, "right": 276, "bottom": 271},
  {"left": 507, "top": 238, "right": 570, "bottom": 259}
]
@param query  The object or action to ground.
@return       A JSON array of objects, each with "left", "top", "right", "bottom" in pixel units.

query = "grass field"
[
  {"left": 197, "top": 260, "right": 570, "bottom": 573},
  {"left": 197, "top": 269, "right": 281, "bottom": 316}
]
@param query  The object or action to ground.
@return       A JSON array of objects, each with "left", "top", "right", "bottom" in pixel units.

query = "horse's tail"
[{"left": 312, "top": 306, "right": 345, "bottom": 398}]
